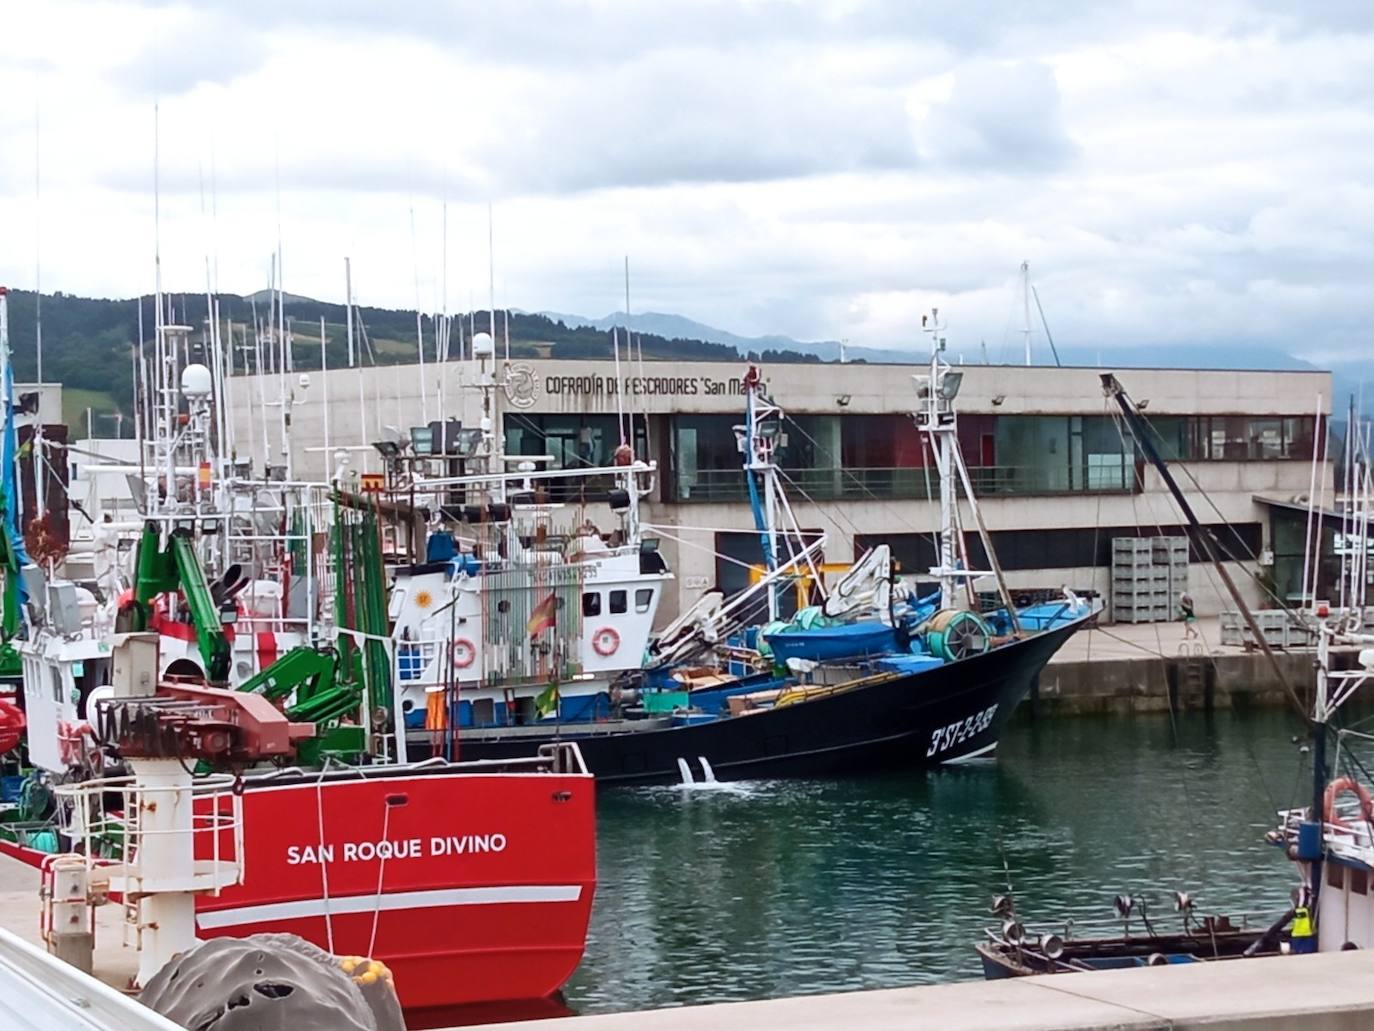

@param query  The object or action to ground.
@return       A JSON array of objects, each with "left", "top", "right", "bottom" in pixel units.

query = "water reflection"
[{"left": 566, "top": 708, "right": 1313, "bottom": 1014}]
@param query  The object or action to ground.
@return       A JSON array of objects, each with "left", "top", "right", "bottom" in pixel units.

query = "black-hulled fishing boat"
[{"left": 423, "top": 310, "right": 1093, "bottom": 784}]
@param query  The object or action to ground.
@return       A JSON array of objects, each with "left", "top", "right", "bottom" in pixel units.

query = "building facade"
[{"left": 228, "top": 358, "right": 1331, "bottom": 620}]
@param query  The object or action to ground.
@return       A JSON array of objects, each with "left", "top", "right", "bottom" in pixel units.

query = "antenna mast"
[{"left": 1021, "top": 260, "right": 1031, "bottom": 367}]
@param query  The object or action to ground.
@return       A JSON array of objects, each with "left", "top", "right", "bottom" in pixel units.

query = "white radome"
[
  {"left": 472, "top": 331, "right": 495, "bottom": 358},
  {"left": 180, "top": 363, "right": 213, "bottom": 398}
]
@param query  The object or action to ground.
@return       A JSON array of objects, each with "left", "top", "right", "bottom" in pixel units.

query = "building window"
[
  {"left": 859, "top": 523, "right": 1261, "bottom": 575},
  {"left": 634, "top": 588, "right": 654, "bottom": 613},
  {"left": 609, "top": 590, "right": 627, "bottom": 614},
  {"left": 504, "top": 414, "right": 646, "bottom": 469},
  {"left": 582, "top": 592, "right": 601, "bottom": 617}
]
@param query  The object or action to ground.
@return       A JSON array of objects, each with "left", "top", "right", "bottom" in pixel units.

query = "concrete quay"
[
  {"left": 1030, "top": 616, "right": 1336, "bottom": 716},
  {"left": 468, "top": 950, "right": 1374, "bottom": 1031}
]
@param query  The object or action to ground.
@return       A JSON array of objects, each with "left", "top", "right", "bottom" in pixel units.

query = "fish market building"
[{"left": 231, "top": 357, "right": 1332, "bottom": 621}]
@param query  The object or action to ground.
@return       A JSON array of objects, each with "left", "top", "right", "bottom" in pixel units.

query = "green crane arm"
[
  {"left": 131, "top": 523, "right": 232, "bottom": 685},
  {"left": 238, "top": 644, "right": 367, "bottom": 762}
]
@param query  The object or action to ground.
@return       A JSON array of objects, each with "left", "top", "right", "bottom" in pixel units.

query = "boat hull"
[
  {"left": 452, "top": 616, "right": 1087, "bottom": 785},
  {"left": 3, "top": 764, "right": 597, "bottom": 1012}
]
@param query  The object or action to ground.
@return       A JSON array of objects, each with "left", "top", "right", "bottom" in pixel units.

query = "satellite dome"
[
  {"left": 180, "top": 363, "right": 213, "bottom": 399},
  {"left": 471, "top": 332, "right": 495, "bottom": 358}
]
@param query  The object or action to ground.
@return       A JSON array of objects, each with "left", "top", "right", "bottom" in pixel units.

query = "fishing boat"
[
  {"left": 0, "top": 288, "right": 598, "bottom": 1013},
  {"left": 424, "top": 312, "right": 1093, "bottom": 783},
  {"left": 976, "top": 894, "right": 1277, "bottom": 977}
]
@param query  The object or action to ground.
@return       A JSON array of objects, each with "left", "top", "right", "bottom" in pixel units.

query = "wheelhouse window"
[
  {"left": 609, "top": 590, "right": 627, "bottom": 614},
  {"left": 635, "top": 588, "right": 654, "bottom": 613},
  {"left": 582, "top": 592, "right": 601, "bottom": 617}
]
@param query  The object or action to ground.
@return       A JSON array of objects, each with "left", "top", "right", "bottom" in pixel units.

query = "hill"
[{"left": 0, "top": 289, "right": 1351, "bottom": 437}]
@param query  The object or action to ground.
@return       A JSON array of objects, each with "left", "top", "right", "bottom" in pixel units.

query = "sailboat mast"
[{"left": 1021, "top": 260, "right": 1031, "bottom": 367}]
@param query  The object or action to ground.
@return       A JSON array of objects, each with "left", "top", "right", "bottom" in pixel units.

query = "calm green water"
[{"left": 564, "top": 708, "right": 1320, "bottom": 1014}]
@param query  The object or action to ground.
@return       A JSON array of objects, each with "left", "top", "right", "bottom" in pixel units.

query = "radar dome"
[
  {"left": 471, "top": 332, "right": 495, "bottom": 358},
  {"left": 181, "top": 363, "right": 213, "bottom": 399}
]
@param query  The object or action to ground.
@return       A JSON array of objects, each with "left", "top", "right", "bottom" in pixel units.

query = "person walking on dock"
[{"left": 1179, "top": 591, "right": 1199, "bottom": 640}]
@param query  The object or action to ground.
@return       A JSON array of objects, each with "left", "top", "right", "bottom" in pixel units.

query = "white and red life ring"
[
  {"left": 591, "top": 626, "right": 621, "bottom": 657},
  {"left": 1323, "top": 776, "right": 1374, "bottom": 828},
  {"left": 451, "top": 639, "right": 477, "bottom": 669}
]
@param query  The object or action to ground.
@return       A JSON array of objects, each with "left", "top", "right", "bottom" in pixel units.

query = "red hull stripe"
[{"left": 196, "top": 885, "right": 585, "bottom": 929}]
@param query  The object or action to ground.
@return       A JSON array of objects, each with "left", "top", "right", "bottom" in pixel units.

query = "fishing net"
[{"left": 139, "top": 932, "right": 404, "bottom": 1031}]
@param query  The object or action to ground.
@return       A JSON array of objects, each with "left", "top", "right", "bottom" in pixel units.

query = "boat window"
[
  {"left": 582, "top": 592, "right": 601, "bottom": 617},
  {"left": 1353, "top": 869, "right": 1368, "bottom": 896},
  {"left": 609, "top": 590, "right": 627, "bottom": 614},
  {"left": 50, "top": 668, "right": 63, "bottom": 703},
  {"left": 635, "top": 588, "right": 654, "bottom": 613},
  {"left": 1329, "top": 864, "right": 1345, "bottom": 889}
]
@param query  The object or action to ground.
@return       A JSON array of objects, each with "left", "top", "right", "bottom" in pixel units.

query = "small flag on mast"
[{"left": 526, "top": 592, "right": 557, "bottom": 636}]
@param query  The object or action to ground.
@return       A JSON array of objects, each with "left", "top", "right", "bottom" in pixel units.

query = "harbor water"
[{"left": 564, "top": 707, "right": 1324, "bottom": 1015}]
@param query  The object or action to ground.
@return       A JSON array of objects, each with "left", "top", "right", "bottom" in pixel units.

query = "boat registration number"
[{"left": 926, "top": 704, "right": 998, "bottom": 758}]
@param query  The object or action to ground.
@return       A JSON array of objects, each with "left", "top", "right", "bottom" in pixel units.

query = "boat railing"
[{"left": 52, "top": 774, "right": 245, "bottom": 896}]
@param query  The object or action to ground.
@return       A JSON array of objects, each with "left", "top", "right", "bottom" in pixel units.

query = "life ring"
[
  {"left": 592, "top": 626, "right": 621, "bottom": 657},
  {"left": 1324, "top": 777, "right": 1374, "bottom": 828},
  {"left": 451, "top": 639, "right": 476, "bottom": 669}
]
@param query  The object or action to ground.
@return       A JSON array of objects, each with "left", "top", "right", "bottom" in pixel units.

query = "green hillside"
[{"left": 1, "top": 289, "right": 818, "bottom": 435}]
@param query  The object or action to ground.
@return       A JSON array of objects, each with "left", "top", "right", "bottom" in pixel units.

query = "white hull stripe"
[
  {"left": 941, "top": 742, "right": 998, "bottom": 765},
  {"left": 196, "top": 885, "right": 584, "bottom": 929}
]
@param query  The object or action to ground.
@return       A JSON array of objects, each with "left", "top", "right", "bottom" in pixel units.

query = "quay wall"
[{"left": 1029, "top": 647, "right": 1339, "bottom": 716}]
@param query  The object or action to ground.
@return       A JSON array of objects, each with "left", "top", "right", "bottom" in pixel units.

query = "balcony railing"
[{"left": 674, "top": 463, "right": 1135, "bottom": 502}]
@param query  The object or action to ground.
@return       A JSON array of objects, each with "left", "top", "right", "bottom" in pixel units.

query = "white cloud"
[{"left": 0, "top": 0, "right": 1369, "bottom": 368}]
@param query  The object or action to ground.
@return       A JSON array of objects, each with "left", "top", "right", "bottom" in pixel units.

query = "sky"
[{"left": 0, "top": 0, "right": 1370, "bottom": 363}]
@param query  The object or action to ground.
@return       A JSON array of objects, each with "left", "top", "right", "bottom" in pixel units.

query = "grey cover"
[{"left": 140, "top": 932, "right": 404, "bottom": 1031}]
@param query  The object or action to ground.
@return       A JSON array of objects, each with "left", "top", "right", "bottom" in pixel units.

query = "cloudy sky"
[{"left": 0, "top": 1, "right": 1370, "bottom": 362}]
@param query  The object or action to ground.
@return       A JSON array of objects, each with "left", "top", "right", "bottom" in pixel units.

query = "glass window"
[
  {"left": 582, "top": 592, "right": 601, "bottom": 617},
  {"left": 609, "top": 590, "right": 627, "bottom": 614},
  {"left": 1249, "top": 418, "right": 1283, "bottom": 459},
  {"left": 634, "top": 588, "right": 654, "bottom": 613},
  {"left": 1284, "top": 416, "right": 1315, "bottom": 459}
]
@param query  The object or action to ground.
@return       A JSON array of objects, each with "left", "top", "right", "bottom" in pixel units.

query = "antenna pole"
[
  {"left": 320, "top": 315, "right": 331, "bottom": 469},
  {"left": 487, "top": 203, "right": 496, "bottom": 348},
  {"left": 34, "top": 100, "right": 42, "bottom": 385},
  {"left": 1021, "top": 260, "right": 1031, "bottom": 367}
]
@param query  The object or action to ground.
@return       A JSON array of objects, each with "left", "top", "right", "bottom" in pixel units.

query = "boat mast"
[
  {"left": 1100, "top": 373, "right": 1308, "bottom": 725},
  {"left": 918, "top": 310, "right": 959, "bottom": 610},
  {"left": 1021, "top": 260, "right": 1031, "bottom": 367},
  {"left": 741, "top": 370, "right": 782, "bottom": 621}
]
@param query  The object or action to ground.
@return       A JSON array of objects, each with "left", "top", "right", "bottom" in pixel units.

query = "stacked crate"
[
  {"left": 1111, "top": 538, "right": 1170, "bottom": 623},
  {"left": 1152, "top": 536, "right": 1189, "bottom": 619},
  {"left": 1218, "top": 608, "right": 1313, "bottom": 648}
]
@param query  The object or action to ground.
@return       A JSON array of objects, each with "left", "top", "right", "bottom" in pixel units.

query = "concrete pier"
[
  {"left": 468, "top": 950, "right": 1374, "bottom": 1031},
  {"left": 1029, "top": 617, "right": 1334, "bottom": 716}
]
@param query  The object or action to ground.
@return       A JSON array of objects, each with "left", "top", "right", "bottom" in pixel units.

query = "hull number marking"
[{"left": 926, "top": 705, "right": 998, "bottom": 758}]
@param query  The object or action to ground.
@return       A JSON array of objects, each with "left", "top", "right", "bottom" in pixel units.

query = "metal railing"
[{"left": 675, "top": 463, "right": 1136, "bottom": 502}]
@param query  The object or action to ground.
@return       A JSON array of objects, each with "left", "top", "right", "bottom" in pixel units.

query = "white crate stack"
[
  {"left": 1111, "top": 537, "right": 1171, "bottom": 623},
  {"left": 1219, "top": 608, "right": 1315, "bottom": 648},
  {"left": 1153, "top": 536, "right": 1189, "bottom": 614}
]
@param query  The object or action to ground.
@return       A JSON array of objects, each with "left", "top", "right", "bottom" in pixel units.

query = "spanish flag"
[{"left": 526, "top": 592, "right": 557, "bottom": 636}]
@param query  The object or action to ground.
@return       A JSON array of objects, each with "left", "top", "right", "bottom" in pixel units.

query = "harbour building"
[{"left": 231, "top": 358, "right": 1332, "bottom": 621}]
